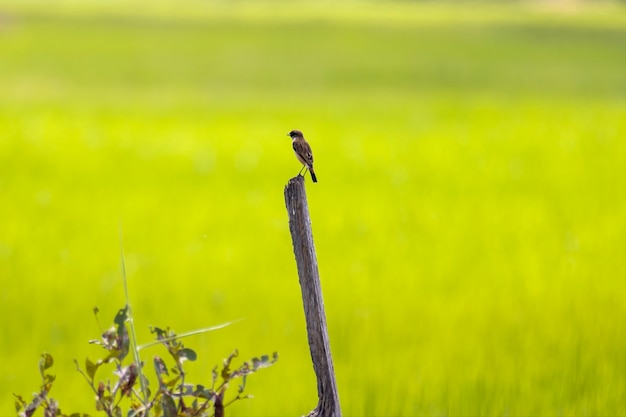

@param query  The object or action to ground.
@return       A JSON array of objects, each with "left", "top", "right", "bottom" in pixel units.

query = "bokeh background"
[{"left": 1, "top": 0, "right": 625, "bottom": 415}]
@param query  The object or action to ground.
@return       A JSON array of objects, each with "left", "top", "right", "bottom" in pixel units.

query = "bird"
[{"left": 288, "top": 130, "right": 317, "bottom": 183}]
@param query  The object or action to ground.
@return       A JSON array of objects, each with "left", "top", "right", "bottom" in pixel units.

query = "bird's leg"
[{"left": 298, "top": 165, "right": 306, "bottom": 176}]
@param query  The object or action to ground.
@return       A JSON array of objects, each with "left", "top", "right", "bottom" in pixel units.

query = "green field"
[{"left": 1, "top": 1, "right": 625, "bottom": 416}]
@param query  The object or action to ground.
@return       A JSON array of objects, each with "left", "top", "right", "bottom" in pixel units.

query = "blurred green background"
[{"left": 1, "top": 0, "right": 625, "bottom": 415}]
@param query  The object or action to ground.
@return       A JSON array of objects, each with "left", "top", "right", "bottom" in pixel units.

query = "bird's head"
[{"left": 287, "top": 130, "right": 304, "bottom": 139}]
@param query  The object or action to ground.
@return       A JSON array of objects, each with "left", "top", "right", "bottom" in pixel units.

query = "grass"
[{"left": 0, "top": 1, "right": 625, "bottom": 416}]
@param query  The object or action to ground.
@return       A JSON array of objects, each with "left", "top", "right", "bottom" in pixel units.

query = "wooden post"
[{"left": 284, "top": 176, "right": 341, "bottom": 417}]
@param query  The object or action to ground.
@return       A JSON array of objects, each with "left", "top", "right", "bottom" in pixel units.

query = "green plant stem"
[{"left": 119, "top": 222, "right": 150, "bottom": 410}]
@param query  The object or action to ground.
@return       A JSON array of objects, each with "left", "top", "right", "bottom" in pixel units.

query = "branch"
[{"left": 284, "top": 176, "right": 341, "bottom": 417}]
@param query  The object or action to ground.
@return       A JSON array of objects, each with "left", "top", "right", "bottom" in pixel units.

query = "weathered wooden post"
[{"left": 284, "top": 176, "right": 341, "bottom": 417}]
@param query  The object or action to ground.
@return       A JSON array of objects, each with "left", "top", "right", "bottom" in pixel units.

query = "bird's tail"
[{"left": 310, "top": 168, "right": 318, "bottom": 183}]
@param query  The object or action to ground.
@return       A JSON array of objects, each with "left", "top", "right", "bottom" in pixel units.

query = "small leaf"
[
  {"left": 178, "top": 383, "right": 196, "bottom": 395},
  {"left": 39, "top": 353, "right": 54, "bottom": 374},
  {"left": 221, "top": 349, "right": 238, "bottom": 380},
  {"left": 112, "top": 307, "right": 130, "bottom": 361},
  {"left": 114, "top": 306, "right": 128, "bottom": 327},
  {"left": 13, "top": 394, "right": 26, "bottom": 412},
  {"left": 43, "top": 373, "right": 56, "bottom": 386},
  {"left": 224, "top": 349, "right": 238, "bottom": 367},
  {"left": 140, "top": 374, "right": 152, "bottom": 398},
  {"left": 86, "top": 358, "right": 97, "bottom": 380},
  {"left": 194, "top": 384, "right": 215, "bottom": 400},
  {"left": 160, "top": 392, "right": 177, "bottom": 417},
  {"left": 251, "top": 352, "right": 279, "bottom": 371},
  {"left": 165, "top": 375, "right": 180, "bottom": 389},
  {"left": 154, "top": 356, "right": 168, "bottom": 376},
  {"left": 153, "top": 356, "right": 169, "bottom": 389},
  {"left": 150, "top": 326, "right": 167, "bottom": 340},
  {"left": 178, "top": 348, "right": 197, "bottom": 362}
]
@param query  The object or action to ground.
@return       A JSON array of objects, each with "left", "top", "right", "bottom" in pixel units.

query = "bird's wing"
[{"left": 293, "top": 140, "right": 314, "bottom": 165}]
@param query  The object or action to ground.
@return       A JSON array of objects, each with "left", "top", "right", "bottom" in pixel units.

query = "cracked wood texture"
[{"left": 284, "top": 176, "right": 341, "bottom": 417}]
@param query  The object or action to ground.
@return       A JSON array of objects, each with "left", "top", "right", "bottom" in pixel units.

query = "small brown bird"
[{"left": 288, "top": 129, "right": 317, "bottom": 183}]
